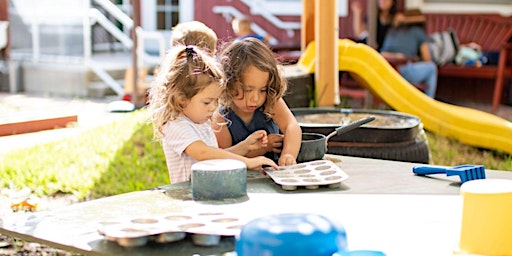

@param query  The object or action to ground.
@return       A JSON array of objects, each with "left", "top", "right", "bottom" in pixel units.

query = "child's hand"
[
  {"left": 244, "top": 130, "right": 268, "bottom": 151},
  {"left": 278, "top": 153, "right": 297, "bottom": 166},
  {"left": 246, "top": 156, "right": 278, "bottom": 173},
  {"left": 267, "top": 134, "right": 284, "bottom": 153}
]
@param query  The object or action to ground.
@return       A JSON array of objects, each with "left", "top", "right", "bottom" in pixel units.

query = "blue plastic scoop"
[{"left": 412, "top": 164, "right": 486, "bottom": 183}]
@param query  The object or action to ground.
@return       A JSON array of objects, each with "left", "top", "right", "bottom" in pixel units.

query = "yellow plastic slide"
[{"left": 297, "top": 39, "right": 512, "bottom": 155}]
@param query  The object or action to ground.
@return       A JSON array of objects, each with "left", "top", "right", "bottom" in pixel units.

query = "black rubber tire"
[{"left": 327, "top": 137, "right": 430, "bottom": 164}]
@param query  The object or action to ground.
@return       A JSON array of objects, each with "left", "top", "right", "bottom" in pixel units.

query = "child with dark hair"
[
  {"left": 148, "top": 45, "right": 277, "bottom": 183},
  {"left": 213, "top": 38, "right": 301, "bottom": 166}
]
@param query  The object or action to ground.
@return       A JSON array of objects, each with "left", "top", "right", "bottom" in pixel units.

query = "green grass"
[
  {"left": 426, "top": 132, "right": 512, "bottom": 171},
  {"left": 0, "top": 108, "right": 511, "bottom": 200},
  {"left": 0, "top": 109, "right": 169, "bottom": 200}
]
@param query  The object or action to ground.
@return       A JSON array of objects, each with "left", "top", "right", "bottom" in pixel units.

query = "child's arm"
[
  {"left": 184, "top": 140, "right": 278, "bottom": 171},
  {"left": 229, "top": 130, "right": 268, "bottom": 155},
  {"left": 212, "top": 110, "right": 269, "bottom": 156},
  {"left": 212, "top": 110, "right": 233, "bottom": 149},
  {"left": 273, "top": 98, "right": 302, "bottom": 166}
]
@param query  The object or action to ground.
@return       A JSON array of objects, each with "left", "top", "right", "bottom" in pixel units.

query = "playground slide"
[{"left": 296, "top": 39, "right": 512, "bottom": 155}]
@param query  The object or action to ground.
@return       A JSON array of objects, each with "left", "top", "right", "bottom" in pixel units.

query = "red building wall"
[{"left": 193, "top": 0, "right": 405, "bottom": 49}]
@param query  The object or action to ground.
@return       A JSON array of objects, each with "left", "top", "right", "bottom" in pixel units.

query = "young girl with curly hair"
[
  {"left": 148, "top": 45, "right": 277, "bottom": 183},
  {"left": 213, "top": 38, "right": 302, "bottom": 166}
]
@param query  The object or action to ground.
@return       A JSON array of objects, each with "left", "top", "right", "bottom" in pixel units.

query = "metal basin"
[
  {"left": 292, "top": 108, "right": 422, "bottom": 144},
  {"left": 297, "top": 116, "right": 376, "bottom": 163}
]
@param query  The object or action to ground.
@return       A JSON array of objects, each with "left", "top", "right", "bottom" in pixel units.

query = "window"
[{"left": 156, "top": 0, "right": 179, "bottom": 30}]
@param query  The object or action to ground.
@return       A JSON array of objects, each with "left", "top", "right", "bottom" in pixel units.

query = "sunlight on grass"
[
  {"left": 426, "top": 131, "right": 512, "bottom": 171},
  {"left": 1, "top": 108, "right": 510, "bottom": 201},
  {"left": 0, "top": 109, "right": 169, "bottom": 200}
]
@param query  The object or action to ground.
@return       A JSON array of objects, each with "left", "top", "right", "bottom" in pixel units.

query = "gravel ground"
[
  {"left": 0, "top": 190, "right": 83, "bottom": 256},
  {"left": 0, "top": 233, "right": 81, "bottom": 256}
]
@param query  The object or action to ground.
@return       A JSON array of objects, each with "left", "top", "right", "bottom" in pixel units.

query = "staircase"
[{"left": 8, "top": 0, "right": 165, "bottom": 98}]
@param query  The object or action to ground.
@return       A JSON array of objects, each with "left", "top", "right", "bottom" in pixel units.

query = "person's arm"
[
  {"left": 351, "top": 1, "right": 367, "bottom": 39},
  {"left": 212, "top": 110, "right": 233, "bottom": 149},
  {"left": 393, "top": 12, "right": 426, "bottom": 27},
  {"left": 381, "top": 51, "right": 409, "bottom": 67},
  {"left": 272, "top": 98, "right": 302, "bottom": 166},
  {"left": 419, "top": 42, "right": 432, "bottom": 61},
  {"left": 212, "top": 109, "right": 269, "bottom": 156},
  {"left": 403, "top": 15, "right": 427, "bottom": 26},
  {"left": 185, "top": 140, "right": 278, "bottom": 171},
  {"left": 381, "top": 51, "right": 407, "bottom": 59}
]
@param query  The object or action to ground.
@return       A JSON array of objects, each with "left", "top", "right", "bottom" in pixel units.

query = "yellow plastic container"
[{"left": 458, "top": 179, "right": 512, "bottom": 255}]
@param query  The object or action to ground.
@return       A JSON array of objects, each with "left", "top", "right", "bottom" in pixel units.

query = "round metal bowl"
[{"left": 292, "top": 108, "right": 422, "bottom": 143}]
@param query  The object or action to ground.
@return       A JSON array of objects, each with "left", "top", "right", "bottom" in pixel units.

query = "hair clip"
[{"left": 185, "top": 46, "right": 195, "bottom": 57}]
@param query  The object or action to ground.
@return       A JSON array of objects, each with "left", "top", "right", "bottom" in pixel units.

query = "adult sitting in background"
[
  {"left": 380, "top": 9, "right": 438, "bottom": 98},
  {"left": 351, "top": 0, "right": 398, "bottom": 51},
  {"left": 231, "top": 16, "right": 267, "bottom": 44}
]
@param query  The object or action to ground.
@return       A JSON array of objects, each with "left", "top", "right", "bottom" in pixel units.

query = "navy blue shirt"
[
  {"left": 220, "top": 107, "right": 280, "bottom": 163},
  {"left": 380, "top": 26, "right": 427, "bottom": 57}
]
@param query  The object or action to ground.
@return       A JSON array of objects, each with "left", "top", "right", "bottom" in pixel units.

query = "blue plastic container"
[
  {"left": 335, "top": 250, "right": 386, "bottom": 256},
  {"left": 236, "top": 213, "right": 347, "bottom": 256}
]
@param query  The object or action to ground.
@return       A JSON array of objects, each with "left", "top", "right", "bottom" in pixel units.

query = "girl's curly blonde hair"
[
  {"left": 219, "top": 38, "right": 287, "bottom": 119},
  {"left": 148, "top": 45, "right": 224, "bottom": 139}
]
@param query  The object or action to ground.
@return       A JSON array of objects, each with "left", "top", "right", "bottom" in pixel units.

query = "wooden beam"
[
  {"left": 0, "top": 115, "right": 78, "bottom": 136},
  {"left": 132, "top": 0, "right": 144, "bottom": 108},
  {"left": 314, "top": 0, "right": 339, "bottom": 106},
  {"left": 0, "top": 0, "right": 9, "bottom": 59},
  {"left": 301, "top": 0, "right": 315, "bottom": 51},
  {"left": 367, "top": 0, "right": 378, "bottom": 49}
]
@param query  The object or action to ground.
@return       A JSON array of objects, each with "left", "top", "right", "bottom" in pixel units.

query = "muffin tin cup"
[
  {"left": 97, "top": 211, "right": 245, "bottom": 248},
  {"left": 192, "top": 234, "right": 222, "bottom": 246},
  {"left": 265, "top": 160, "right": 349, "bottom": 190},
  {"left": 154, "top": 232, "right": 187, "bottom": 243}
]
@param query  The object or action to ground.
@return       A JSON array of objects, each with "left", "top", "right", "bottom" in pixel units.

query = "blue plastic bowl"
[
  {"left": 236, "top": 213, "right": 347, "bottom": 256},
  {"left": 335, "top": 250, "right": 386, "bottom": 256}
]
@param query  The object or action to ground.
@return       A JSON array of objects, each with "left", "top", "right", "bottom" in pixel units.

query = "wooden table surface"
[{"left": 1, "top": 155, "right": 511, "bottom": 256}]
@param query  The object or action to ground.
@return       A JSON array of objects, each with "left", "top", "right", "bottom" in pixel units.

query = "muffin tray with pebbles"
[
  {"left": 97, "top": 211, "right": 246, "bottom": 247},
  {"left": 265, "top": 160, "right": 349, "bottom": 190}
]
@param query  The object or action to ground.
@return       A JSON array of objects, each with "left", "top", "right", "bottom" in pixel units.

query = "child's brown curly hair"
[{"left": 219, "top": 38, "right": 287, "bottom": 119}]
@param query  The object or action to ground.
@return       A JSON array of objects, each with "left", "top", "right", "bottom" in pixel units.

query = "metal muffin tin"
[
  {"left": 265, "top": 160, "right": 349, "bottom": 190},
  {"left": 97, "top": 211, "right": 245, "bottom": 247},
  {"left": 247, "top": 170, "right": 268, "bottom": 180}
]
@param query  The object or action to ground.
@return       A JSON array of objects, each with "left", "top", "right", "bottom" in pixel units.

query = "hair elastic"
[{"left": 185, "top": 46, "right": 195, "bottom": 57}]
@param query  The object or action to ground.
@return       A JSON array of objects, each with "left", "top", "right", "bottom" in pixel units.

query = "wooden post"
[
  {"left": 131, "top": 0, "right": 143, "bottom": 107},
  {"left": 301, "top": 0, "right": 315, "bottom": 51},
  {"left": 0, "top": 0, "right": 9, "bottom": 60},
  {"left": 367, "top": 0, "right": 378, "bottom": 49},
  {"left": 314, "top": 0, "right": 338, "bottom": 106}
]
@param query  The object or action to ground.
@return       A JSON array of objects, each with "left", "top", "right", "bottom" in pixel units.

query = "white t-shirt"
[{"left": 162, "top": 116, "right": 218, "bottom": 183}]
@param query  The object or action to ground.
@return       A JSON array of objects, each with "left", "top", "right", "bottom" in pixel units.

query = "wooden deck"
[{"left": 0, "top": 115, "right": 77, "bottom": 136}]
